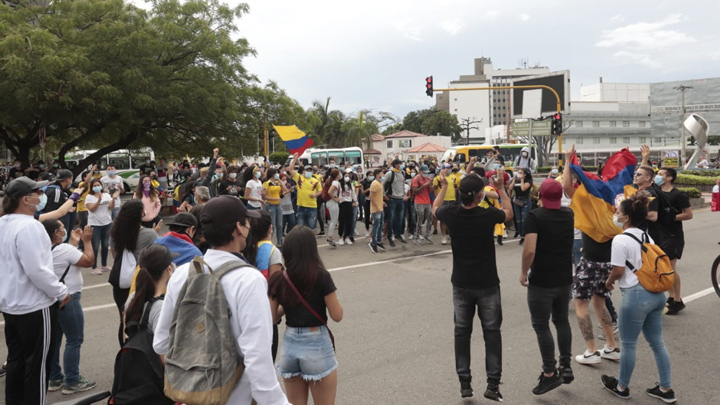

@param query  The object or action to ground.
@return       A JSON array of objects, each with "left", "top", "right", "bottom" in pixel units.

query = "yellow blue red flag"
[
  {"left": 569, "top": 148, "right": 637, "bottom": 243},
  {"left": 273, "top": 125, "right": 314, "bottom": 156}
]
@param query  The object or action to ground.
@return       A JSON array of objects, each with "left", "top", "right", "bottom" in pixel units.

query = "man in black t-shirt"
[
  {"left": 433, "top": 172, "right": 513, "bottom": 402},
  {"left": 520, "top": 179, "right": 575, "bottom": 395},
  {"left": 656, "top": 168, "right": 693, "bottom": 315}
]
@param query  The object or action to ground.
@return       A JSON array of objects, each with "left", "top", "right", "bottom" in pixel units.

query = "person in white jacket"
[{"left": 0, "top": 177, "right": 71, "bottom": 405}]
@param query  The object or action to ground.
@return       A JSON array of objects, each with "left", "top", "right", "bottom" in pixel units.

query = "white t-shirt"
[
  {"left": 245, "top": 179, "right": 264, "bottom": 208},
  {"left": 101, "top": 175, "right": 124, "bottom": 207},
  {"left": 611, "top": 227, "right": 654, "bottom": 289},
  {"left": 51, "top": 243, "right": 84, "bottom": 295},
  {"left": 85, "top": 193, "right": 113, "bottom": 226}
]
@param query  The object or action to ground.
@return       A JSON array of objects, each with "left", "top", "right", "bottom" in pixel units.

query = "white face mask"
[
  {"left": 229, "top": 173, "right": 237, "bottom": 179},
  {"left": 344, "top": 176, "right": 350, "bottom": 182},
  {"left": 613, "top": 214, "right": 625, "bottom": 228}
]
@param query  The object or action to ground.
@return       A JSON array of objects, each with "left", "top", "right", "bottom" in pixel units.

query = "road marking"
[
  {"left": 83, "top": 283, "right": 111, "bottom": 290},
  {"left": 683, "top": 287, "right": 716, "bottom": 303},
  {"left": 0, "top": 304, "right": 116, "bottom": 326},
  {"left": 329, "top": 249, "right": 452, "bottom": 272}
]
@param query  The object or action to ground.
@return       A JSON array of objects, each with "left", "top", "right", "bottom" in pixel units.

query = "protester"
[
  {"left": 43, "top": 168, "right": 76, "bottom": 241},
  {"left": 134, "top": 175, "right": 162, "bottom": 228},
  {"left": 43, "top": 221, "right": 97, "bottom": 394},
  {"left": 153, "top": 195, "right": 289, "bottom": 404},
  {"left": 176, "top": 181, "right": 196, "bottom": 213},
  {"left": 412, "top": 164, "right": 434, "bottom": 245},
  {"left": 109, "top": 200, "right": 158, "bottom": 346},
  {"left": 384, "top": 159, "right": 407, "bottom": 246},
  {"left": 85, "top": 178, "right": 118, "bottom": 275},
  {"left": 219, "top": 165, "right": 243, "bottom": 197},
  {"left": 154, "top": 212, "right": 203, "bottom": 266},
  {"left": 519, "top": 179, "right": 575, "bottom": 395},
  {"left": 433, "top": 172, "right": 513, "bottom": 401},
  {"left": 268, "top": 226, "right": 343, "bottom": 405},
  {"left": 434, "top": 163, "right": 459, "bottom": 245},
  {"left": 263, "top": 168, "right": 287, "bottom": 245},
  {"left": 279, "top": 172, "right": 297, "bottom": 236},
  {"left": 509, "top": 168, "right": 535, "bottom": 244},
  {"left": 368, "top": 168, "right": 387, "bottom": 253},
  {"left": 324, "top": 169, "right": 342, "bottom": 247},
  {"left": 361, "top": 171, "right": 374, "bottom": 238},
  {"left": 0, "top": 177, "right": 71, "bottom": 404},
  {"left": 514, "top": 146, "right": 536, "bottom": 173},
  {"left": 288, "top": 155, "right": 322, "bottom": 232},
  {"left": 602, "top": 191, "right": 676, "bottom": 403},
  {"left": 482, "top": 171, "right": 510, "bottom": 246},
  {"left": 245, "top": 165, "right": 265, "bottom": 210},
  {"left": 337, "top": 170, "right": 358, "bottom": 245}
]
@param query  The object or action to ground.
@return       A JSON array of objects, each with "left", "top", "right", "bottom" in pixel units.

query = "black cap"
[
  {"left": 458, "top": 175, "right": 487, "bottom": 196},
  {"left": 164, "top": 212, "right": 198, "bottom": 228},
  {"left": 56, "top": 169, "right": 73, "bottom": 181},
  {"left": 5, "top": 177, "right": 48, "bottom": 198},
  {"left": 200, "top": 195, "right": 261, "bottom": 232},
  {"left": 139, "top": 244, "right": 180, "bottom": 274}
]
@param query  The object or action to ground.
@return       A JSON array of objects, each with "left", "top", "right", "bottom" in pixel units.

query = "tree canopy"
[{"left": 384, "top": 107, "right": 462, "bottom": 143}]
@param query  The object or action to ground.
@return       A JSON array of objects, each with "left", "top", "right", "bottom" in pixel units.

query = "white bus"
[
  {"left": 63, "top": 148, "right": 155, "bottom": 192},
  {"left": 285, "top": 147, "right": 365, "bottom": 169}
]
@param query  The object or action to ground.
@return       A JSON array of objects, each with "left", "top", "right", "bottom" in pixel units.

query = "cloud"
[
  {"left": 596, "top": 14, "right": 696, "bottom": 50},
  {"left": 609, "top": 15, "right": 625, "bottom": 23},
  {"left": 520, "top": 14, "right": 530, "bottom": 22},
  {"left": 441, "top": 20, "right": 465, "bottom": 36},
  {"left": 393, "top": 18, "right": 422, "bottom": 41},
  {"left": 612, "top": 51, "right": 663, "bottom": 69},
  {"left": 710, "top": 52, "right": 720, "bottom": 61},
  {"left": 483, "top": 10, "right": 501, "bottom": 21}
]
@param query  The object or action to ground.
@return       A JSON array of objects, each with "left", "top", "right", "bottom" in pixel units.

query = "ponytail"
[{"left": 124, "top": 267, "right": 156, "bottom": 331}]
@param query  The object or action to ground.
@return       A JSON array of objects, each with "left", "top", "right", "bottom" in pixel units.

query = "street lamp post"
[{"left": 673, "top": 85, "right": 693, "bottom": 166}]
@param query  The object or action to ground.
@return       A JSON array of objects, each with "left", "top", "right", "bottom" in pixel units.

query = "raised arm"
[{"left": 562, "top": 145, "right": 576, "bottom": 198}]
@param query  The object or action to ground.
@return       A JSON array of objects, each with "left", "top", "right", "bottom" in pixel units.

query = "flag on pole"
[{"left": 272, "top": 125, "right": 313, "bottom": 155}]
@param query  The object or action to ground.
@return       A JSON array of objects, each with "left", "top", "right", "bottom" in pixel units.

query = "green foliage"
[
  {"left": 400, "top": 108, "right": 461, "bottom": 142},
  {"left": 268, "top": 151, "right": 290, "bottom": 165},
  {"left": 675, "top": 174, "right": 719, "bottom": 186},
  {"left": 536, "top": 166, "right": 596, "bottom": 173},
  {"left": 680, "top": 169, "right": 720, "bottom": 177},
  {"left": 677, "top": 187, "right": 701, "bottom": 199}
]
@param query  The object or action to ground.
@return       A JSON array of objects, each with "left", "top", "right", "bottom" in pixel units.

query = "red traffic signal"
[
  {"left": 551, "top": 113, "right": 563, "bottom": 135},
  {"left": 425, "top": 76, "right": 433, "bottom": 97}
]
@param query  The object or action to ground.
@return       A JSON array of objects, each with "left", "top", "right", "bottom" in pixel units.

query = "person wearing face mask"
[
  {"left": 360, "top": 171, "right": 375, "bottom": 238},
  {"left": 219, "top": 165, "right": 242, "bottom": 197},
  {"left": 433, "top": 163, "right": 460, "bottom": 245},
  {"left": 412, "top": 165, "right": 434, "bottom": 245},
  {"left": 86, "top": 178, "right": 119, "bottom": 275},
  {"left": 43, "top": 221, "right": 96, "bottom": 394},
  {"left": 288, "top": 154, "right": 322, "bottom": 232},
  {"left": 0, "top": 177, "right": 71, "bottom": 404},
  {"left": 138, "top": 158, "right": 155, "bottom": 176},
  {"left": 279, "top": 172, "right": 297, "bottom": 235},
  {"left": 43, "top": 169, "right": 76, "bottom": 242},
  {"left": 509, "top": 169, "right": 536, "bottom": 245},
  {"left": 337, "top": 170, "right": 358, "bottom": 245},
  {"left": 401, "top": 171, "right": 416, "bottom": 240},
  {"left": 101, "top": 165, "right": 124, "bottom": 220},
  {"left": 148, "top": 170, "right": 164, "bottom": 194},
  {"left": 384, "top": 159, "right": 408, "bottom": 246},
  {"left": 154, "top": 212, "right": 202, "bottom": 267},
  {"left": 263, "top": 168, "right": 288, "bottom": 245},
  {"left": 514, "top": 146, "right": 536, "bottom": 173},
  {"left": 245, "top": 166, "right": 266, "bottom": 210},
  {"left": 134, "top": 175, "right": 162, "bottom": 228},
  {"left": 549, "top": 166, "right": 560, "bottom": 180}
]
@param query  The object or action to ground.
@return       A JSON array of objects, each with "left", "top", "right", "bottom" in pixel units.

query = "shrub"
[
  {"left": 678, "top": 187, "right": 701, "bottom": 198},
  {"left": 680, "top": 169, "right": 720, "bottom": 177},
  {"left": 675, "top": 174, "right": 719, "bottom": 186},
  {"left": 268, "top": 152, "right": 290, "bottom": 165}
]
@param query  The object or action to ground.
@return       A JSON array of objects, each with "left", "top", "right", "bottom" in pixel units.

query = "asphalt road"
[{"left": 1, "top": 209, "right": 719, "bottom": 405}]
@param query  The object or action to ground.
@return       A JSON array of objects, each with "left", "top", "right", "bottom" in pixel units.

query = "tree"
[
  {"left": 459, "top": 117, "right": 482, "bottom": 145},
  {"left": 395, "top": 108, "right": 461, "bottom": 142},
  {"left": 0, "top": 0, "right": 267, "bottom": 176},
  {"left": 343, "top": 110, "right": 378, "bottom": 150}
]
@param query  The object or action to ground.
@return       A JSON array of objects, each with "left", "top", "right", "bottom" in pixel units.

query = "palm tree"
[
  {"left": 343, "top": 110, "right": 378, "bottom": 149},
  {"left": 309, "top": 97, "right": 332, "bottom": 144}
]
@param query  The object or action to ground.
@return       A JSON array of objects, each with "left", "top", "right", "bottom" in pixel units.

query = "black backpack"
[
  {"left": 109, "top": 298, "right": 173, "bottom": 405},
  {"left": 384, "top": 170, "right": 395, "bottom": 197}
]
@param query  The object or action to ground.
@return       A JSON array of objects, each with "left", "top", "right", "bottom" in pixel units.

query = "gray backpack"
[{"left": 164, "top": 256, "right": 250, "bottom": 405}]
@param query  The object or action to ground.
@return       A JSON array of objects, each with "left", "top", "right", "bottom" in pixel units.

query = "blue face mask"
[
  {"left": 654, "top": 175, "right": 664, "bottom": 186},
  {"left": 35, "top": 193, "right": 48, "bottom": 212},
  {"left": 304, "top": 171, "right": 313, "bottom": 179},
  {"left": 108, "top": 171, "right": 116, "bottom": 176},
  {"left": 493, "top": 163, "right": 500, "bottom": 170},
  {"left": 551, "top": 169, "right": 559, "bottom": 175},
  {"left": 380, "top": 176, "right": 385, "bottom": 182},
  {"left": 254, "top": 171, "right": 262, "bottom": 178},
  {"left": 368, "top": 176, "right": 375, "bottom": 181},
  {"left": 400, "top": 164, "right": 405, "bottom": 170},
  {"left": 92, "top": 186, "right": 103, "bottom": 193}
]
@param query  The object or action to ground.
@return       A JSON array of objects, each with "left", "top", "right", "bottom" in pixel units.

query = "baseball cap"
[
  {"left": 5, "top": 177, "right": 48, "bottom": 198},
  {"left": 345, "top": 167, "right": 353, "bottom": 173},
  {"left": 138, "top": 244, "right": 180, "bottom": 274},
  {"left": 200, "top": 195, "right": 261, "bottom": 232},
  {"left": 419, "top": 164, "right": 430, "bottom": 173},
  {"left": 164, "top": 212, "right": 198, "bottom": 228},
  {"left": 391, "top": 159, "right": 403, "bottom": 167},
  {"left": 441, "top": 163, "right": 453, "bottom": 169},
  {"left": 539, "top": 178, "right": 563, "bottom": 210},
  {"left": 56, "top": 169, "right": 73, "bottom": 181},
  {"left": 458, "top": 175, "right": 488, "bottom": 196}
]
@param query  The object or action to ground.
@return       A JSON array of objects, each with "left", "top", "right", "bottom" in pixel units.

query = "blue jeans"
[
  {"left": 371, "top": 211, "right": 384, "bottom": 246},
  {"left": 386, "top": 198, "right": 405, "bottom": 239},
  {"left": 91, "top": 223, "right": 111, "bottom": 268},
  {"left": 283, "top": 212, "right": 296, "bottom": 235},
  {"left": 266, "top": 204, "right": 283, "bottom": 245},
  {"left": 453, "top": 285, "right": 503, "bottom": 384},
  {"left": 350, "top": 205, "right": 358, "bottom": 237},
  {"left": 111, "top": 207, "right": 120, "bottom": 221},
  {"left": 296, "top": 206, "right": 317, "bottom": 231},
  {"left": 513, "top": 201, "right": 531, "bottom": 236},
  {"left": 618, "top": 284, "right": 672, "bottom": 389},
  {"left": 50, "top": 292, "right": 84, "bottom": 385}
]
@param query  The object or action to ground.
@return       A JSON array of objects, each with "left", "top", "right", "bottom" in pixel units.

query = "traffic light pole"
[{"left": 431, "top": 85, "right": 565, "bottom": 166}]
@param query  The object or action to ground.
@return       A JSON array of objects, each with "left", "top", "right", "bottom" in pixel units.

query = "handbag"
[
  {"left": 513, "top": 198, "right": 526, "bottom": 207},
  {"left": 282, "top": 271, "right": 335, "bottom": 351}
]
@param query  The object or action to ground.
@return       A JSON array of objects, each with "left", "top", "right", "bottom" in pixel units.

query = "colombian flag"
[
  {"left": 273, "top": 125, "right": 314, "bottom": 155},
  {"left": 569, "top": 148, "right": 637, "bottom": 243}
]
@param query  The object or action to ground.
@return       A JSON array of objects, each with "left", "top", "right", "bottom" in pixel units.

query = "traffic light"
[
  {"left": 551, "top": 113, "right": 562, "bottom": 135},
  {"left": 425, "top": 76, "right": 433, "bottom": 97}
]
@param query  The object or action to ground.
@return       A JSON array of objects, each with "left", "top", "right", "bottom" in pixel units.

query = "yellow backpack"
[{"left": 622, "top": 232, "right": 675, "bottom": 293}]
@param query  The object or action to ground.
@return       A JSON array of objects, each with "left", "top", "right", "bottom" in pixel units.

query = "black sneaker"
[
  {"left": 369, "top": 243, "right": 378, "bottom": 254},
  {"left": 460, "top": 380, "right": 473, "bottom": 398},
  {"left": 484, "top": 382, "right": 503, "bottom": 402},
  {"left": 326, "top": 239, "right": 336, "bottom": 247},
  {"left": 0, "top": 362, "right": 5, "bottom": 378},
  {"left": 497, "top": 235, "right": 503, "bottom": 246},
  {"left": 398, "top": 235, "right": 407, "bottom": 244},
  {"left": 519, "top": 238, "right": 525, "bottom": 246},
  {"left": 376, "top": 242, "right": 387, "bottom": 251},
  {"left": 601, "top": 375, "right": 630, "bottom": 399},
  {"left": 532, "top": 370, "right": 563, "bottom": 395},
  {"left": 349, "top": 236, "right": 355, "bottom": 243},
  {"left": 558, "top": 365, "right": 574, "bottom": 384},
  {"left": 666, "top": 296, "right": 673, "bottom": 307},
  {"left": 665, "top": 300, "right": 685, "bottom": 315},
  {"left": 433, "top": 228, "right": 438, "bottom": 235},
  {"left": 646, "top": 383, "right": 677, "bottom": 403},
  {"left": 388, "top": 238, "right": 396, "bottom": 247},
  {"left": 316, "top": 232, "right": 325, "bottom": 237}
]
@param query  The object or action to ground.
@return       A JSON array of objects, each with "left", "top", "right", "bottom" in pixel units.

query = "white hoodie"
[{"left": 0, "top": 214, "right": 68, "bottom": 315}]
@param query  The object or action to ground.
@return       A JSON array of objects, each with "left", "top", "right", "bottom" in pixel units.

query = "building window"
[
  {"left": 386, "top": 140, "right": 392, "bottom": 148},
  {"left": 640, "top": 137, "right": 647, "bottom": 143},
  {"left": 623, "top": 137, "right": 630, "bottom": 144},
  {"left": 610, "top": 121, "right": 617, "bottom": 127},
  {"left": 592, "top": 121, "right": 600, "bottom": 127},
  {"left": 622, "top": 121, "right": 630, "bottom": 127},
  {"left": 398, "top": 140, "right": 412, "bottom": 148},
  {"left": 576, "top": 138, "right": 584, "bottom": 144},
  {"left": 610, "top": 137, "right": 617, "bottom": 144},
  {"left": 593, "top": 137, "right": 601, "bottom": 144},
  {"left": 639, "top": 121, "right": 646, "bottom": 127},
  {"left": 576, "top": 121, "right": 583, "bottom": 128}
]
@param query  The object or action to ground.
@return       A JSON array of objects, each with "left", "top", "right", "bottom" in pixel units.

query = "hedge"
[
  {"left": 680, "top": 169, "right": 720, "bottom": 177},
  {"left": 537, "top": 166, "right": 597, "bottom": 173},
  {"left": 677, "top": 187, "right": 702, "bottom": 198},
  {"left": 675, "top": 174, "right": 720, "bottom": 186},
  {"left": 268, "top": 152, "right": 290, "bottom": 165}
]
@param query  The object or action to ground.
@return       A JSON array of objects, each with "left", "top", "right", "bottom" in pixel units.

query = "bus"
[
  {"left": 285, "top": 147, "right": 365, "bottom": 169},
  {"left": 63, "top": 148, "right": 155, "bottom": 192},
  {"left": 450, "top": 144, "right": 537, "bottom": 171}
]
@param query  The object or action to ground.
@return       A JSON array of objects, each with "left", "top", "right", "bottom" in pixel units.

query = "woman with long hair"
[
  {"left": 263, "top": 168, "right": 288, "bottom": 245},
  {"left": 43, "top": 220, "right": 96, "bottom": 394},
  {"left": 509, "top": 168, "right": 535, "bottom": 245},
  {"left": 85, "top": 178, "right": 118, "bottom": 275},
  {"left": 177, "top": 181, "right": 196, "bottom": 213},
  {"left": 218, "top": 165, "right": 243, "bottom": 197},
  {"left": 324, "top": 169, "right": 341, "bottom": 247},
  {"left": 109, "top": 200, "right": 158, "bottom": 346},
  {"left": 361, "top": 170, "right": 374, "bottom": 239},
  {"left": 134, "top": 175, "right": 161, "bottom": 228},
  {"left": 337, "top": 171, "right": 357, "bottom": 245},
  {"left": 245, "top": 165, "right": 265, "bottom": 210},
  {"left": 268, "top": 226, "right": 343, "bottom": 405},
  {"left": 279, "top": 172, "right": 297, "bottom": 236},
  {"left": 602, "top": 191, "right": 676, "bottom": 403}
]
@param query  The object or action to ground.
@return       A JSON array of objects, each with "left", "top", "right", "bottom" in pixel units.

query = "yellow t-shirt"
[
  {"left": 479, "top": 185, "right": 505, "bottom": 236},
  {"left": 292, "top": 172, "right": 320, "bottom": 208},
  {"left": 434, "top": 173, "right": 460, "bottom": 201},
  {"left": 75, "top": 181, "right": 91, "bottom": 213},
  {"left": 263, "top": 180, "right": 282, "bottom": 205},
  {"left": 369, "top": 180, "right": 384, "bottom": 213}
]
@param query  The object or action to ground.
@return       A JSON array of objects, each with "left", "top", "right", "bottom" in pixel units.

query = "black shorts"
[{"left": 661, "top": 237, "right": 685, "bottom": 260}]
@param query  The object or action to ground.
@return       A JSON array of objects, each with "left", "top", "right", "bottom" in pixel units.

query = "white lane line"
[
  {"left": 83, "top": 283, "right": 111, "bottom": 290},
  {"left": 683, "top": 287, "right": 716, "bottom": 303},
  {"left": 0, "top": 303, "right": 116, "bottom": 326}
]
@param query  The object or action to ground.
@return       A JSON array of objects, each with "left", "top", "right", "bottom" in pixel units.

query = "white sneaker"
[
  {"left": 365, "top": 231, "right": 370, "bottom": 238},
  {"left": 338, "top": 238, "right": 345, "bottom": 246},
  {"left": 346, "top": 238, "right": 354, "bottom": 245},
  {"left": 441, "top": 236, "right": 448, "bottom": 245},
  {"left": 409, "top": 235, "right": 414, "bottom": 240},
  {"left": 354, "top": 229, "right": 360, "bottom": 236},
  {"left": 600, "top": 345, "right": 621, "bottom": 361},
  {"left": 575, "top": 350, "right": 602, "bottom": 365}
]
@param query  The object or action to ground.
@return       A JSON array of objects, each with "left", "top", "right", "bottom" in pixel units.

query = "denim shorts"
[{"left": 276, "top": 326, "right": 337, "bottom": 381}]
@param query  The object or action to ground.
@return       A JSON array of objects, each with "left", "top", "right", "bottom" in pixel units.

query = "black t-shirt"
[
  {"left": 662, "top": 188, "right": 690, "bottom": 238},
  {"left": 435, "top": 204, "right": 506, "bottom": 290},
  {"left": 513, "top": 181, "right": 531, "bottom": 200},
  {"left": 281, "top": 270, "right": 337, "bottom": 327},
  {"left": 43, "top": 183, "right": 68, "bottom": 213},
  {"left": 138, "top": 164, "right": 155, "bottom": 175},
  {"left": 524, "top": 207, "right": 574, "bottom": 288},
  {"left": 218, "top": 179, "right": 242, "bottom": 196},
  {"left": 581, "top": 232, "right": 612, "bottom": 263},
  {"left": 640, "top": 186, "right": 661, "bottom": 241}
]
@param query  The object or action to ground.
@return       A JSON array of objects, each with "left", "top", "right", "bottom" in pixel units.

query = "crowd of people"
[{"left": 0, "top": 142, "right": 695, "bottom": 404}]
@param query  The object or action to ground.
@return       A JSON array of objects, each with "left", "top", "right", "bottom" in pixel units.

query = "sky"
[{"left": 231, "top": 0, "right": 719, "bottom": 121}]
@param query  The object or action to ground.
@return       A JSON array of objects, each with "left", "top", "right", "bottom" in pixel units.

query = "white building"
[{"left": 366, "top": 130, "right": 453, "bottom": 165}]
